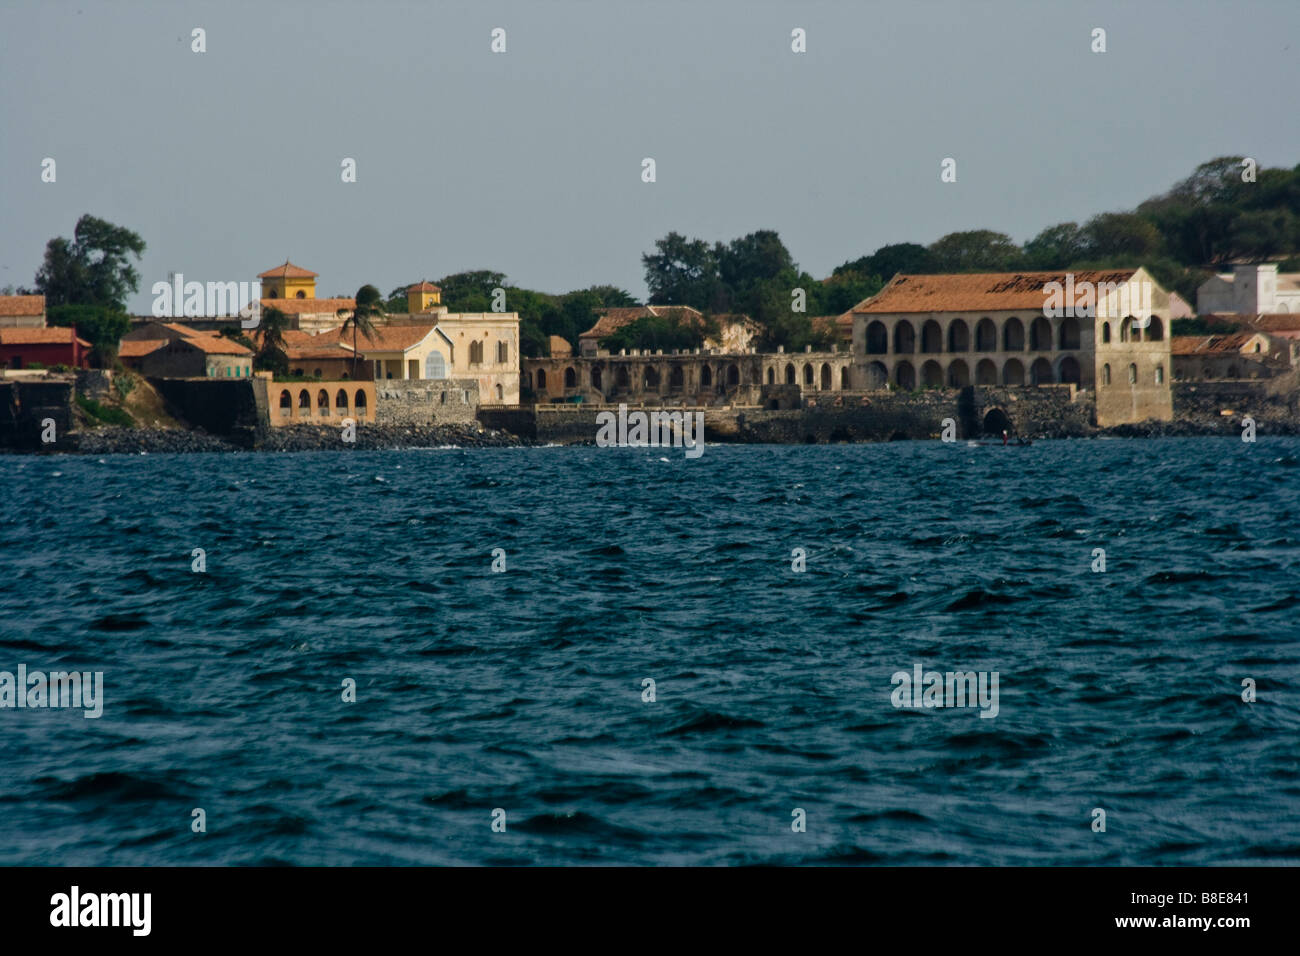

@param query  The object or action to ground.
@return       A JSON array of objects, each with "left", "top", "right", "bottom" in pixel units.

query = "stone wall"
[
  {"left": 74, "top": 369, "right": 113, "bottom": 399},
  {"left": 374, "top": 379, "right": 479, "bottom": 425},
  {"left": 150, "top": 378, "right": 262, "bottom": 444},
  {"left": 0, "top": 378, "right": 75, "bottom": 449}
]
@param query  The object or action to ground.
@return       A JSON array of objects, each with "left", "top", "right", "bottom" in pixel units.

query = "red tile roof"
[
  {"left": 579, "top": 305, "right": 705, "bottom": 340},
  {"left": 1170, "top": 333, "right": 1262, "bottom": 355},
  {"left": 852, "top": 271, "right": 1141, "bottom": 314},
  {"left": 258, "top": 261, "right": 318, "bottom": 279},
  {"left": 173, "top": 336, "right": 252, "bottom": 355},
  {"left": 260, "top": 298, "right": 355, "bottom": 315},
  {"left": 337, "top": 324, "right": 438, "bottom": 352},
  {"left": 1252, "top": 314, "right": 1300, "bottom": 333},
  {"left": 0, "top": 295, "right": 45, "bottom": 317},
  {"left": 0, "top": 327, "right": 89, "bottom": 346},
  {"left": 117, "top": 340, "right": 165, "bottom": 358},
  {"left": 407, "top": 281, "right": 441, "bottom": 293}
]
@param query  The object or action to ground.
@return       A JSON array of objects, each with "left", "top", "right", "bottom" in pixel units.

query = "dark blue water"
[{"left": 2, "top": 438, "right": 1299, "bottom": 865}]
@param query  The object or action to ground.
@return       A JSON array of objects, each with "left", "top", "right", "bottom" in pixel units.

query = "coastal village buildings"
[
  {"left": 1196, "top": 262, "right": 1300, "bottom": 316},
  {"left": 259, "top": 261, "right": 356, "bottom": 333},
  {"left": 847, "top": 269, "right": 1175, "bottom": 426},
  {"left": 139, "top": 333, "right": 253, "bottom": 378},
  {"left": 1170, "top": 332, "right": 1282, "bottom": 381}
]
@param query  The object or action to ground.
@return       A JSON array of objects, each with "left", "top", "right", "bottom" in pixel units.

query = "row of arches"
[
  {"left": 861, "top": 357, "right": 1083, "bottom": 389},
  {"left": 863, "top": 315, "right": 1163, "bottom": 355},
  {"left": 277, "top": 387, "right": 371, "bottom": 418},
  {"left": 533, "top": 362, "right": 744, "bottom": 393},
  {"left": 766, "top": 362, "right": 851, "bottom": 390}
]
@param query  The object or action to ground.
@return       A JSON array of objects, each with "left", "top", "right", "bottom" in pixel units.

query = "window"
[
  {"left": 1102, "top": 363, "right": 1111, "bottom": 385},
  {"left": 469, "top": 341, "right": 484, "bottom": 365},
  {"left": 1102, "top": 323, "right": 1111, "bottom": 344},
  {"left": 497, "top": 342, "right": 508, "bottom": 363},
  {"left": 1155, "top": 365, "right": 1164, "bottom": 384},
  {"left": 1127, "top": 363, "right": 1137, "bottom": 384}
]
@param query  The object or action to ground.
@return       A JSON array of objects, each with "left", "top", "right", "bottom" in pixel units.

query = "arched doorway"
[
  {"left": 1030, "top": 358, "right": 1054, "bottom": 384},
  {"left": 975, "top": 359, "right": 998, "bottom": 385},
  {"left": 982, "top": 407, "right": 1012, "bottom": 435},
  {"left": 948, "top": 319, "right": 969, "bottom": 353},
  {"left": 1002, "top": 359, "right": 1025, "bottom": 385},
  {"left": 921, "top": 360, "right": 943, "bottom": 387},
  {"left": 895, "top": 321, "right": 916, "bottom": 354},
  {"left": 947, "top": 359, "right": 970, "bottom": 387},
  {"left": 865, "top": 361, "right": 888, "bottom": 389},
  {"left": 866, "top": 321, "right": 888, "bottom": 354},
  {"left": 895, "top": 361, "right": 916, "bottom": 390}
]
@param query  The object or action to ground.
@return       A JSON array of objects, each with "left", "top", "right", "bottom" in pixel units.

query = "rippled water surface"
[{"left": 2, "top": 438, "right": 1299, "bottom": 865}]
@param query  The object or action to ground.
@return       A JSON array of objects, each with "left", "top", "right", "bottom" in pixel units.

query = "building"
[
  {"left": 1197, "top": 262, "right": 1300, "bottom": 316},
  {"left": 140, "top": 335, "right": 253, "bottom": 378},
  {"left": 549, "top": 335, "right": 573, "bottom": 358},
  {"left": 282, "top": 330, "right": 369, "bottom": 380},
  {"left": 848, "top": 269, "right": 1174, "bottom": 426},
  {"left": 523, "top": 345, "right": 852, "bottom": 407},
  {"left": 0, "top": 326, "right": 90, "bottom": 369},
  {"left": 0, "top": 295, "right": 46, "bottom": 328},
  {"left": 1170, "top": 332, "right": 1282, "bottom": 381},
  {"left": 578, "top": 305, "right": 709, "bottom": 356},
  {"left": 258, "top": 261, "right": 356, "bottom": 333}
]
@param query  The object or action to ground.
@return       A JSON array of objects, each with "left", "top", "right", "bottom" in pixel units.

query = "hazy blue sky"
[{"left": 2, "top": 0, "right": 1298, "bottom": 313}]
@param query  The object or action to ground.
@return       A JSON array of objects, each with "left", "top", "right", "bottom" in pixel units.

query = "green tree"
[
  {"left": 642, "top": 232, "right": 719, "bottom": 307},
  {"left": 1022, "top": 222, "right": 1087, "bottom": 269},
  {"left": 34, "top": 215, "right": 146, "bottom": 310},
  {"left": 1081, "top": 212, "right": 1164, "bottom": 260},
  {"left": 255, "top": 305, "right": 290, "bottom": 375},
  {"left": 928, "top": 230, "right": 1021, "bottom": 272},
  {"left": 836, "top": 242, "right": 934, "bottom": 279},
  {"left": 46, "top": 304, "right": 130, "bottom": 368},
  {"left": 339, "top": 285, "right": 384, "bottom": 380}
]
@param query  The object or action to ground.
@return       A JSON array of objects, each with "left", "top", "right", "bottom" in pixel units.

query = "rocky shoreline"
[{"left": 6, "top": 414, "right": 1296, "bottom": 455}]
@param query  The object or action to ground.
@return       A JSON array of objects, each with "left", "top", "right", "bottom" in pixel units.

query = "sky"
[{"left": 2, "top": 0, "right": 1298, "bottom": 313}]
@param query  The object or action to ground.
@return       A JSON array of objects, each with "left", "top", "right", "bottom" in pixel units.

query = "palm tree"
[
  {"left": 339, "top": 284, "right": 384, "bottom": 380},
  {"left": 255, "top": 305, "right": 289, "bottom": 374}
]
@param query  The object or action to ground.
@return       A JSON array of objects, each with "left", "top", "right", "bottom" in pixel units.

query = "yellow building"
[
  {"left": 407, "top": 281, "right": 443, "bottom": 314},
  {"left": 259, "top": 261, "right": 319, "bottom": 299},
  {"left": 257, "top": 261, "right": 355, "bottom": 332}
]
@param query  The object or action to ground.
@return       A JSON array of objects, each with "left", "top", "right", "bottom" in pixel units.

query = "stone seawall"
[
  {"left": 150, "top": 378, "right": 262, "bottom": 445},
  {"left": 481, "top": 386, "right": 1095, "bottom": 444},
  {"left": 0, "top": 379, "right": 75, "bottom": 449},
  {"left": 374, "top": 380, "right": 479, "bottom": 425}
]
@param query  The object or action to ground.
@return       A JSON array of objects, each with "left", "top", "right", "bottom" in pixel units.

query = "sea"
[{"left": 2, "top": 437, "right": 1298, "bottom": 865}]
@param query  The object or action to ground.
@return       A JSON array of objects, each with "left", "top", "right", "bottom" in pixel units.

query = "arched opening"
[
  {"left": 895, "top": 360, "right": 916, "bottom": 390},
  {"left": 298, "top": 389, "right": 311, "bottom": 410},
  {"left": 1003, "top": 317, "right": 1025, "bottom": 351},
  {"left": 469, "top": 340, "right": 484, "bottom": 365},
  {"left": 1057, "top": 356, "right": 1081, "bottom": 385},
  {"left": 1102, "top": 363, "right": 1111, "bottom": 385},
  {"left": 496, "top": 384, "right": 503, "bottom": 400},
  {"left": 840, "top": 366, "right": 850, "bottom": 389},
  {"left": 865, "top": 361, "right": 888, "bottom": 389},
  {"left": 1002, "top": 358, "right": 1025, "bottom": 386},
  {"left": 564, "top": 367, "right": 577, "bottom": 388},
  {"left": 615, "top": 366, "right": 629, "bottom": 389},
  {"left": 727, "top": 364, "right": 739, "bottom": 385},
  {"left": 975, "top": 318, "right": 997, "bottom": 351},
  {"left": 894, "top": 321, "right": 916, "bottom": 354},
  {"left": 1146, "top": 316, "right": 1164, "bottom": 341},
  {"left": 295, "top": 290, "right": 306, "bottom": 299},
  {"left": 1226, "top": 365, "right": 1239, "bottom": 379},
  {"left": 537, "top": 368, "right": 547, "bottom": 390},
  {"left": 1030, "top": 357, "right": 1054, "bottom": 385},
  {"left": 317, "top": 389, "right": 329, "bottom": 416},
  {"left": 948, "top": 319, "right": 970, "bottom": 353},
  {"left": 591, "top": 366, "right": 603, "bottom": 390},
  {"left": 497, "top": 341, "right": 508, "bottom": 363},
  {"left": 921, "top": 360, "right": 943, "bottom": 387},
  {"left": 982, "top": 408, "right": 1012, "bottom": 436},
  {"left": 1059, "top": 317, "right": 1081, "bottom": 350},
  {"left": 335, "top": 388, "right": 348, "bottom": 410},
  {"left": 766, "top": 367, "right": 775, "bottom": 384},
  {"left": 785, "top": 363, "right": 796, "bottom": 384},
  {"left": 424, "top": 351, "right": 446, "bottom": 378},
  {"left": 644, "top": 366, "right": 660, "bottom": 388},
  {"left": 354, "top": 389, "right": 367, "bottom": 416},
  {"left": 1128, "top": 362, "right": 1137, "bottom": 384},
  {"left": 700, "top": 365, "right": 712, "bottom": 387},
  {"left": 1120, "top": 318, "right": 1132, "bottom": 343},
  {"left": 1155, "top": 365, "right": 1164, "bottom": 384},
  {"left": 947, "top": 359, "right": 970, "bottom": 387},
  {"left": 820, "top": 363, "right": 832, "bottom": 390},
  {"left": 1029, "top": 316, "right": 1053, "bottom": 351},
  {"left": 802, "top": 363, "right": 814, "bottom": 386},
  {"left": 1102, "top": 322, "right": 1111, "bottom": 344},
  {"left": 866, "top": 321, "right": 888, "bottom": 354},
  {"left": 975, "top": 358, "right": 998, "bottom": 385},
  {"left": 921, "top": 320, "right": 943, "bottom": 354},
  {"left": 670, "top": 366, "right": 684, "bottom": 390},
  {"left": 279, "top": 390, "right": 291, "bottom": 416}
]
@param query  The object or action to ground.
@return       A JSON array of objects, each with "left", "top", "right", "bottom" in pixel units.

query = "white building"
[{"left": 1196, "top": 263, "right": 1300, "bottom": 315}]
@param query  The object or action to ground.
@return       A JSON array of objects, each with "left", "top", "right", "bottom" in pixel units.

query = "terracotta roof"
[
  {"left": 338, "top": 324, "right": 438, "bottom": 353},
  {"left": 284, "top": 342, "right": 356, "bottom": 361},
  {"left": 258, "top": 261, "right": 318, "bottom": 279},
  {"left": 549, "top": 335, "right": 573, "bottom": 357},
  {"left": 852, "top": 271, "right": 1142, "bottom": 314},
  {"left": 118, "top": 340, "right": 165, "bottom": 358},
  {"left": 260, "top": 298, "right": 355, "bottom": 315},
  {"left": 162, "top": 322, "right": 208, "bottom": 338},
  {"left": 171, "top": 336, "right": 252, "bottom": 355},
  {"left": 0, "top": 327, "right": 89, "bottom": 346},
  {"left": 407, "top": 281, "right": 441, "bottom": 293},
  {"left": 810, "top": 314, "right": 853, "bottom": 339},
  {"left": 1252, "top": 314, "right": 1300, "bottom": 332},
  {"left": 1170, "top": 333, "right": 1262, "bottom": 355},
  {"left": 579, "top": 304, "right": 705, "bottom": 340},
  {"left": 0, "top": 295, "right": 45, "bottom": 317}
]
